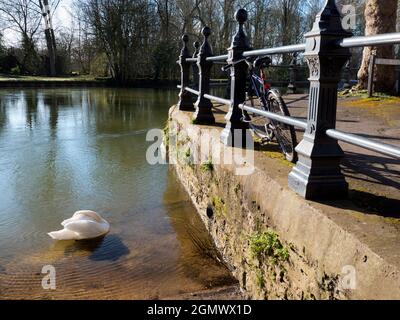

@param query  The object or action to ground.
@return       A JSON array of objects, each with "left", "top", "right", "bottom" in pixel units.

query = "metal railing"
[
  {"left": 367, "top": 53, "right": 400, "bottom": 97},
  {"left": 176, "top": 0, "right": 400, "bottom": 200}
]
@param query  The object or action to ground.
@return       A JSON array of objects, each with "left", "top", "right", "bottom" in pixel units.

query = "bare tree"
[
  {"left": 155, "top": 0, "right": 170, "bottom": 39},
  {"left": 0, "top": 0, "right": 43, "bottom": 73},
  {"left": 67, "top": 5, "right": 97, "bottom": 74},
  {"left": 175, "top": 0, "right": 202, "bottom": 36},
  {"left": 6, "top": 0, "right": 394, "bottom": 84},
  {"left": 0, "top": 0, "right": 61, "bottom": 74},
  {"left": 80, "top": 0, "right": 159, "bottom": 84},
  {"left": 56, "top": 26, "right": 74, "bottom": 73},
  {"left": 39, "top": 0, "right": 60, "bottom": 76},
  {"left": 247, "top": 0, "right": 271, "bottom": 49}
]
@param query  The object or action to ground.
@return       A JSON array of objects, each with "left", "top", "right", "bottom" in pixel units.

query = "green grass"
[
  {"left": 200, "top": 159, "right": 214, "bottom": 172},
  {"left": 211, "top": 196, "right": 227, "bottom": 218},
  {"left": 339, "top": 88, "right": 395, "bottom": 100},
  {"left": 0, "top": 74, "right": 101, "bottom": 82},
  {"left": 254, "top": 140, "right": 295, "bottom": 168},
  {"left": 250, "top": 231, "right": 290, "bottom": 264}
]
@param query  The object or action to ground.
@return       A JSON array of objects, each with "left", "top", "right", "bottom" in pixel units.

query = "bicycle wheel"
[
  {"left": 247, "top": 95, "right": 274, "bottom": 142},
  {"left": 266, "top": 90, "right": 298, "bottom": 163}
]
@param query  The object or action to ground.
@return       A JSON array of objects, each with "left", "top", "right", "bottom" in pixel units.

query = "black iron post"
[
  {"left": 288, "top": 0, "right": 352, "bottom": 200},
  {"left": 396, "top": 66, "right": 400, "bottom": 95},
  {"left": 178, "top": 35, "right": 195, "bottom": 111},
  {"left": 192, "top": 41, "right": 200, "bottom": 90},
  {"left": 193, "top": 27, "right": 215, "bottom": 124},
  {"left": 287, "top": 53, "right": 298, "bottom": 94},
  {"left": 220, "top": 9, "right": 252, "bottom": 147},
  {"left": 368, "top": 53, "right": 376, "bottom": 97},
  {"left": 342, "top": 60, "right": 351, "bottom": 89}
]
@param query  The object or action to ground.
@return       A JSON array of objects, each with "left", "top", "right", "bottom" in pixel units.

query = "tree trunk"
[{"left": 357, "top": 0, "right": 398, "bottom": 93}]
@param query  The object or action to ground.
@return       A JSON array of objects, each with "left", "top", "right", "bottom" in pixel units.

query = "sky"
[
  {"left": 3, "top": 0, "right": 74, "bottom": 46},
  {"left": 56, "top": 0, "right": 74, "bottom": 28}
]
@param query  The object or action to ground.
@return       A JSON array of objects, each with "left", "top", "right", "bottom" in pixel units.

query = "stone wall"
[{"left": 167, "top": 105, "right": 400, "bottom": 300}]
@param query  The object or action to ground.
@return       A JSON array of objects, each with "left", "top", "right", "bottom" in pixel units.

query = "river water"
[{"left": 0, "top": 88, "right": 235, "bottom": 299}]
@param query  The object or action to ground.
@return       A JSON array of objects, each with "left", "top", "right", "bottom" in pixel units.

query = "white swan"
[{"left": 48, "top": 210, "right": 110, "bottom": 241}]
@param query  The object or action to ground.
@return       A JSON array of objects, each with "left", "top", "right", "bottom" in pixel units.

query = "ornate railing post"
[
  {"left": 342, "top": 60, "right": 351, "bottom": 89},
  {"left": 221, "top": 9, "right": 252, "bottom": 147},
  {"left": 287, "top": 53, "right": 298, "bottom": 94},
  {"left": 193, "top": 27, "right": 215, "bottom": 124},
  {"left": 368, "top": 53, "right": 376, "bottom": 97},
  {"left": 192, "top": 41, "right": 200, "bottom": 90},
  {"left": 288, "top": 0, "right": 352, "bottom": 200},
  {"left": 178, "top": 35, "right": 194, "bottom": 111}
]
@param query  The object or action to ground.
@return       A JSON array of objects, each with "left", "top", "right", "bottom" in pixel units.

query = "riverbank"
[
  {"left": 168, "top": 95, "right": 400, "bottom": 300},
  {"left": 0, "top": 75, "right": 106, "bottom": 88},
  {"left": 0, "top": 75, "right": 309, "bottom": 90},
  {"left": 0, "top": 75, "right": 179, "bottom": 88}
]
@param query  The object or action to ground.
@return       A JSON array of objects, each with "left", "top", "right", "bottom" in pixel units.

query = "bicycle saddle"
[{"left": 253, "top": 56, "right": 272, "bottom": 68}]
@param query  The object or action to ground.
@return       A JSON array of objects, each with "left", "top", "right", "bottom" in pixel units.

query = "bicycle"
[{"left": 222, "top": 56, "right": 298, "bottom": 163}]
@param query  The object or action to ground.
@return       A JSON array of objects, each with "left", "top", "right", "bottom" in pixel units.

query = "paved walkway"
[
  {"left": 211, "top": 94, "right": 400, "bottom": 218},
  {"left": 285, "top": 94, "right": 400, "bottom": 211}
]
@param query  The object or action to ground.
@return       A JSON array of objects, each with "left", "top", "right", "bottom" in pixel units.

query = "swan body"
[{"left": 48, "top": 210, "right": 110, "bottom": 241}]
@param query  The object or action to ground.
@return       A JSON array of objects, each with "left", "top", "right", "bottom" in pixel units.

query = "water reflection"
[
  {"left": 0, "top": 88, "right": 235, "bottom": 299},
  {"left": 57, "top": 235, "right": 131, "bottom": 262},
  {"left": 26, "top": 92, "right": 39, "bottom": 129},
  {"left": 163, "top": 169, "right": 236, "bottom": 289}
]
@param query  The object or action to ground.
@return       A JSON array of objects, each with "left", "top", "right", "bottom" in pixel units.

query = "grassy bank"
[
  {"left": 0, "top": 75, "right": 102, "bottom": 82},
  {"left": 0, "top": 75, "right": 179, "bottom": 88}
]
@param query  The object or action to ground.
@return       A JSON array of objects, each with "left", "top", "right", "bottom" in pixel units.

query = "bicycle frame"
[
  {"left": 222, "top": 58, "right": 273, "bottom": 117},
  {"left": 248, "top": 66, "right": 270, "bottom": 112}
]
